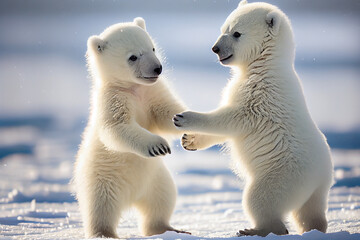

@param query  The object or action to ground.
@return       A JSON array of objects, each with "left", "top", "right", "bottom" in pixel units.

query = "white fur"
[
  {"left": 174, "top": 2, "right": 333, "bottom": 237},
  {"left": 74, "top": 18, "right": 187, "bottom": 238}
]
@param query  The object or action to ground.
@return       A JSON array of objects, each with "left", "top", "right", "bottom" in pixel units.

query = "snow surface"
[
  {"left": 0, "top": 0, "right": 359, "bottom": 239},
  {"left": 0, "top": 129, "right": 360, "bottom": 239}
]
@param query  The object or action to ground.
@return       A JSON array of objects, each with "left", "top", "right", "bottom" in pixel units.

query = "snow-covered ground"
[
  {"left": 0, "top": 0, "right": 359, "bottom": 239},
  {"left": 0, "top": 125, "right": 359, "bottom": 239}
]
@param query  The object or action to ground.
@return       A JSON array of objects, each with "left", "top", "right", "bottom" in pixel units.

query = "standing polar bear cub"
[
  {"left": 74, "top": 18, "right": 188, "bottom": 238},
  {"left": 174, "top": 0, "right": 333, "bottom": 237}
]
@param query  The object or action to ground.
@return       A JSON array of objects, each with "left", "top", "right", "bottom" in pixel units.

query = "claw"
[
  {"left": 149, "top": 150, "right": 155, "bottom": 157},
  {"left": 152, "top": 147, "right": 159, "bottom": 155},
  {"left": 160, "top": 144, "right": 167, "bottom": 153},
  {"left": 237, "top": 230, "right": 247, "bottom": 237},
  {"left": 175, "top": 114, "right": 184, "bottom": 118},
  {"left": 186, "top": 148, "right": 197, "bottom": 151},
  {"left": 173, "top": 229, "right": 191, "bottom": 235},
  {"left": 237, "top": 229, "right": 247, "bottom": 236},
  {"left": 159, "top": 146, "right": 165, "bottom": 155}
]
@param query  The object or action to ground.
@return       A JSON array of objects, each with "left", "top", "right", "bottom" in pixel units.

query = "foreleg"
[
  {"left": 173, "top": 107, "right": 249, "bottom": 136},
  {"left": 99, "top": 121, "right": 171, "bottom": 158},
  {"left": 181, "top": 133, "right": 227, "bottom": 151}
]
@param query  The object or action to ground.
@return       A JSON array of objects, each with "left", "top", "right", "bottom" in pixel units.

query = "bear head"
[
  {"left": 212, "top": 0, "right": 294, "bottom": 67},
  {"left": 87, "top": 17, "right": 162, "bottom": 86}
]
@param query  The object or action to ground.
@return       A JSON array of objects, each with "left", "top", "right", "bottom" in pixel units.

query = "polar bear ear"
[
  {"left": 87, "top": 35, "right": 106, "bottom": 54},
  {"left": 238, "top": 0, "right": 248, "bottom": 8},
  {"left": 266, "top": 11, "right": 281, "bottom": 35},
  {"left": 134, "top": 17, "right": 146, "bottom": 30}
]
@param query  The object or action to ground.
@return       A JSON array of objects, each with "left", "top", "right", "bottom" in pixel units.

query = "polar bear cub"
[
  {"left": 174, "top": 0, "right": 333, "bottom": 237},
  {"left": 74, "top": 18, "right": 188, "bottom": 238}
]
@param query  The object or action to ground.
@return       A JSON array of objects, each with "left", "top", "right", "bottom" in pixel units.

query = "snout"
[
  {"left": 212, "top": 43, "right": 233, "bottom": 64},
  {"left": 212, "top": 35, "right": 234, "bottom": 64},
  {"left": 154, "top": 65, "right": 162, "bottom": 75},
  {"left": 139, "top": 52, "right": 162, "bottom": 81},
  {"left": 143, "top": 63, "right": 162, "bottom": 81},
  {"left": 134, "top": 52, "right": 163, "bottom": 85},
  {"left": 212, "top": 45, "right": 220, "bottom": 54},
  {"left": 212, "top": 44, "right": 233, "bottom": 63}
]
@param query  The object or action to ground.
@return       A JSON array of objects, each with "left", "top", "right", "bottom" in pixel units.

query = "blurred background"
[
  {"left": 0, "top": 0, "right": 359, "bottom": 237},
  {"left": 0, "top": 0, "right": 359, "bottom": 150}
]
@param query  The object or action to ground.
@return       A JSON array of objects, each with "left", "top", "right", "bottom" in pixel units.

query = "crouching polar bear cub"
[
  {"left": 74, "top": 18, "right": 188, "bottom": 238},
  {"left": 174, "top": 0, "right": 333, "bottom": 237}
]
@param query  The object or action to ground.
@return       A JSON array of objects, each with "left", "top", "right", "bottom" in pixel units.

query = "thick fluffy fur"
[
  {"left": 74, "top": 18, "right": 187, "bottom": 238},
  {"left": 174, "top": 1, "right": 333, "bottom": 237}
]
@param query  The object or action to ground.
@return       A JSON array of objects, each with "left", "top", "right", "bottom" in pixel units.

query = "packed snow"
[{"left": 0, "top": 0, "right": 359, "bottom": 239}]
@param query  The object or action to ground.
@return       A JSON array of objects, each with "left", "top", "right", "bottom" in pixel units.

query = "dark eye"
[
  {"left": 129, "top": 55, "right": 137, "bottom": 61},
  {"left": 233, "top": 32, "right": 241, "bottom": 38},
  {"left": 153, "top": 48, "right": 155, "bottom": 52}
]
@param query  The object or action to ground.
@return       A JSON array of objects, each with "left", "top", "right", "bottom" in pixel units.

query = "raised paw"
[
  {"left": 181, "top": 134, "right": 197, "bottom": 151},
  {"left": 173, "top": 111, "right": 201, "bottom": 131},
  {"left": 146, "top": 137, "right": 171, "bottom": 157},
  {"left": 173, "top": 114, "right": 185, "bottom": 128}
]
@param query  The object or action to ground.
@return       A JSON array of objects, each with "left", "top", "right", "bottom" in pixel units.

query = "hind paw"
[{"left": 236, "top": 228, "right": 288, "bottom": 237}]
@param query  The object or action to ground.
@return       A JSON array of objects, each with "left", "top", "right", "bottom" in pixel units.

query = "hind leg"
[
  {"left": 239, "top": 180, "right": 289, "bottom": 237},
  {"left": 292, "top": 186, "right": 329, "bottom": 233},
  {"left": 134, "top": 164, "right": 188, "bottom": 236},
  {"left": 79, "top": 177, "right": 126, "bottom": 238}
]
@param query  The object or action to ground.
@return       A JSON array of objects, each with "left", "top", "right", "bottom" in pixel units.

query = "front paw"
[
  {"left": 181, "top": 134, "right": 197, "bottom": 151},
  {"left": 145, "top": 136, "right": 171, "bottom": 157},
  {"left": 172, "top": 111, "right": 199, "bottom": 130}
]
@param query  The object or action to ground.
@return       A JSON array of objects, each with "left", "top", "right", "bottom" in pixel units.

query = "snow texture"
[{"left": 0, "top": 130, "right": 359, "bottom": 239}]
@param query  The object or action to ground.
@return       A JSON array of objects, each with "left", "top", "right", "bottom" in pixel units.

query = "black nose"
[
  {"left": 154, "top": 65, "right": 162, "bottom": 75},
  {"left": 212, "top": 45, "right": 220, "bottom": 54}
]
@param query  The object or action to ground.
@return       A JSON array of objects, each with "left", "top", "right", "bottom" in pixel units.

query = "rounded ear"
[
  {"left": 134, "top": 17, "right": 146, "bottom": 30},
  {"left": 266, "top": 11, "right": 281, "bottom": 35},
  {"left": 238, "top": 0, "right": 248, "bottom": 8},
  {"left": 87, "top": 35, "right": 106, "bottom": 53}
]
